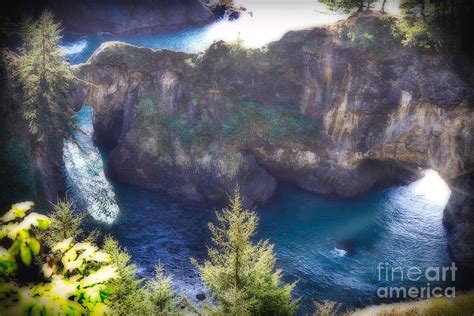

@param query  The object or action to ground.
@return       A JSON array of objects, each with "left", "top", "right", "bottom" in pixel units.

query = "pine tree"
[
  {"left": 147, "top": 263, "right": 179, "bottom": 315},
  {"left": 319, "top": 0, "right": 367, "bottom": 13},
  {"left": 40, "top": 200, "right": 84, "bottom": 248},
  {"left": 193, "top": 188, "right": 297, "bottom": 315},
  {"left": 40, "top": 200, "right": 99, "bottom": 250},
  {"left": 103, "top": 237, "right": 152, "bottom": 315},
  {"left": 14, "top": 10, "right": 75, "bottom": 143}
]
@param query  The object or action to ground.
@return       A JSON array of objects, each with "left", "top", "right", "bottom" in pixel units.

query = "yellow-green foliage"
[
  {"left": 0, "top": 202, "right": 49, "bottom": 270},
  {"left": 393, "top": 0, "right": 451, "bottom": 50},
  {"left": 0, "top": 202, "right": 117, "bottom": 315},
  {"left": 392, "top": 17, "right": 440, "bottom": 49},
  {"left": 353, "top": 291, "right": 474, "bottom": 316},
  {"left": 193, "top": 188, "right": 297, "bottom": 315},
  {"left": 422, "top": 292, "right": 474, "bottom": 316},
  {"left": 319, "top": 0, "right": 366, "bottom": 13}
]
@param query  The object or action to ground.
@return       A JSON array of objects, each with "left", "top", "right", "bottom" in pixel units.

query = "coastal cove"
[
  {"left": 65, "top": 106, "right": 455, "bottom": 312},
  {"left": 61, "top": 10, "right": 466, "bottom": 308},
  {"left": 1, "top": 1, "right": 474, "bottom": 314}
]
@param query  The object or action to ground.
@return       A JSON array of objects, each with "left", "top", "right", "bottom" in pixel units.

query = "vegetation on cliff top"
[
  {"left": 134, "top": 93, "right": 319, "bottom": 156},
  {"left": 322, "top": 0, "right": 473, "bottom": 51}
]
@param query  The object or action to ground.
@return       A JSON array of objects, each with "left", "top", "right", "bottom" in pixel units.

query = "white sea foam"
[
  {"left": 60, "top": 39, "right": 88, "bottom": 56},
  {"left": 63, "top": 107, "right": 119, "bottom": 224},
  {"left": 331, "top": 247, "right": 347, "bottom": 257}
]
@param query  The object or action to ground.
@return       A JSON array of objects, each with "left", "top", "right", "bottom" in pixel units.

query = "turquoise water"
[
  {"left": 64, "top": 106, "right": 456, "bottom": 312},
  {"left": 61, "top": 26, "right": 213, "bottom": 64}
]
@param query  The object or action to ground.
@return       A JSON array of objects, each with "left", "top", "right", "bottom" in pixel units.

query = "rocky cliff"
[
  {"left": 74, "top": 12, "right": 474, "bottom": 268},
  {"left": 4, "top": 0, "right": 214, "bottom": 35}
]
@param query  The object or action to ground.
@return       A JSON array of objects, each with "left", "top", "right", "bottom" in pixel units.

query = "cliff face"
[
  {"left": 5, "top": 0, "right": 214, "bottom": 35},
  {"left": 74, "top": 12, "right": 474, "bottom": 267}
]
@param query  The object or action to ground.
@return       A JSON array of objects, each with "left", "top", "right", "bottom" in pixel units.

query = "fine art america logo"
[{"left": 376, "top": 262, "right": 457, "bottom": 299}]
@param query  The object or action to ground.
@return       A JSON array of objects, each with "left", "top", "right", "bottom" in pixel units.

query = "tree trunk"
[
  {"left": 421, "top": 0, "right": 426, "bottom": 20},
  {"left": 381, "top": 0, "right": 387, "bottom": 13}
]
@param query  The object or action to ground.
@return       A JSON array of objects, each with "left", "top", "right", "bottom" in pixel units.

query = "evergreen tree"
[
  {"left": 14, "top": 10, "right": 75, "bottom": 143},
  {"left": 319, "top": 0, "right": 368, "bottom": 13},
  {"left": 103, "top": 237, "right": 153, "bottom": 315},
  {"left": 40, "top": 200, "right": 99, "bottom": 250},
  {"left": 147, "top": 263, "right": 179, "bottom": 315},
  {"left": 193, "top": 188, "right": 297, "bottom": 315},
  {"left": 40, "top": 200, "right": 83, "bottom": 248}
]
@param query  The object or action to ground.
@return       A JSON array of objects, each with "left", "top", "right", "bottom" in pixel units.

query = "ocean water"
[
  {"left": 64, "top": 107, "right": 455, "bottom": 312},
  {"left": 59, "top": 1, "right": 403, "bottom": 64},
  {"left": 59, "top": 0, "right": 351, "bottom": 64}
]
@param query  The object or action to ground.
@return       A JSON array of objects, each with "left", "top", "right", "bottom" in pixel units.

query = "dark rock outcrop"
[
  {"left": 4, "top": 0, "right": 214, "bottom": 35},
  {"left": 74, "top": 12, "right": 474, "bottom": 267}
]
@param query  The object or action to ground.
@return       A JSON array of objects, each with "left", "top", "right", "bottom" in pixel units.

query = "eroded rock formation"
[{"left": 74, "top": 12, "right": 474, "bottom": 267}]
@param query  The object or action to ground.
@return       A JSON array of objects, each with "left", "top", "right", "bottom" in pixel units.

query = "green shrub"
[
  {"left": 392, "top": 17, "right": 443, "bottom": 49},
  {"left": 220, "top": 99, "right": 319, "bottom": 147},
  {"left": 0, "top": 201, "right": 116, "bottom": 315}
]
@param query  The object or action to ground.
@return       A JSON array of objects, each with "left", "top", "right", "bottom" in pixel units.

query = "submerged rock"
[
  {"left": 74, "top": 12, "right": 474, "bottom": 267},
  {"left": 196, "top": 293, "right": 206, "bottom": 301}
]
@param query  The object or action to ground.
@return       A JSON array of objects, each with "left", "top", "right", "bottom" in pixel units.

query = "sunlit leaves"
[
  {"left": 0, "top": 247, "right": 17, "bottom": 275},
  {"left": 0, "top": 201, "right": 35, "bottom": 222},
  {"left": 0, "top": 201, "right": 49, "bottom": 267},
  {"left": 2, "top": 213, "right": 51, "bottom": 240},
  {"left": 53, "top": 237, "right": 73, "bottom": 253},
  {"left": 28, "top": 236, "right": 40, "bottom": 254},
  {"left": 0, "top": 201, "right": 117, "bottom": 314},
  {"left": 19, "top": 244, "right": 32, "bottom": 266},
  {"left": 81, "top": 266, "right": 116, "bottom": 287}
]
